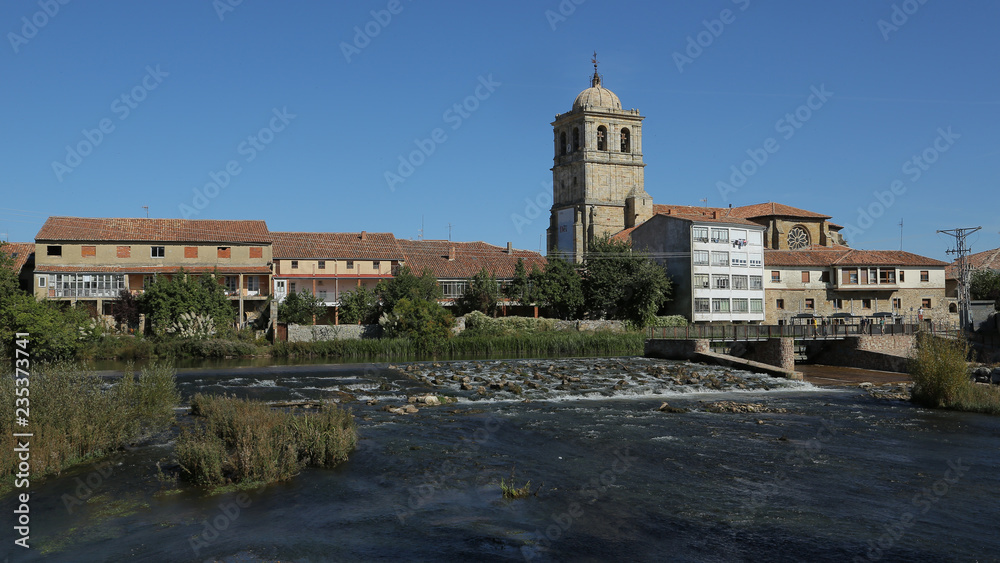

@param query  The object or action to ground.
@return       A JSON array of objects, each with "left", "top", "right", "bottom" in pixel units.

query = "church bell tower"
[{"left": 546, "top": 55, "right": 651, "bottom": 262}]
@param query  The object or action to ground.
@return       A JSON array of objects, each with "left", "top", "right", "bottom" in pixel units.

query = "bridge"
[{"left": 646, "top": 323, "right": 920, "bottom": 342}]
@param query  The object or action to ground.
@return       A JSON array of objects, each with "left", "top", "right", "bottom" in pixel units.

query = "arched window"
[
  {"left": 949, "top": 303, "right": 958, "bottom": 313},
  {"left": 620, "top": 128, "right": 631, "bottom": 152},
  {"left": 597, "top": 126, "right": 607, "bottom": 151},
  {"left": 572, "top": 127, "right": 580, "bottom": 152},
  {"left": 560, "top": 131, "right": 567, "bottom": 156},
  {"left": 572, "top": 177, "right": 578, "bottom": 196}
]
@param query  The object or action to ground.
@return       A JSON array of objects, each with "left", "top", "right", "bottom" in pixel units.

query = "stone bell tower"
[{"left": 546, "top": 55, "right": 651, "bottom": 262}]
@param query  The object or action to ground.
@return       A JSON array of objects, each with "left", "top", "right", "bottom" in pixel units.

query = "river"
[{"left": 4, "top": 357, "right": 999, "bottom": 562}]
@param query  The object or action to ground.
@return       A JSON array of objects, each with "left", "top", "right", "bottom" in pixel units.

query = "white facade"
[{"left": 690, "top": 223, "right": 766, "bottom": 323}]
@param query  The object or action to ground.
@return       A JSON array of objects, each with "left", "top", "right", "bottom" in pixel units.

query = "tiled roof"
[
  {"left": 945, "top": 246, "right": 1000, "bottom": 279},
  {"left": 270, "top": 232, "right": 404, "bottom": 261},
  {"left": 397, "top": 240, "right": 547, "bottom": 279},
  {"left": 1, "top": 242, "right": 34, "bottom": 275},
  {"left": 36, "top": 217, "right": 271, "bottom": 244},
  {"left": 649, "top": 205, "right": 761, "bottom": 226},
  {"left": 727, "top": 202, "right": 832, "bottom": 220},
  {"left": 765, "top": 248, "right": 948, "bottom": 268},
  {"left": 35, "top": 265, "right": 272, "bottom": 275},
  {"left": 611, "top": 227, "right": 638, "bottom": 242}
]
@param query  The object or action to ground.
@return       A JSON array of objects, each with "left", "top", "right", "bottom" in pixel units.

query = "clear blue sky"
[{"left": 2, "top": 0, "right": 998, "bottom": 260}]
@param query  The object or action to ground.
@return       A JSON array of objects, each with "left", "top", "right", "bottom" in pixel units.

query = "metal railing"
[{"left": 647, "top": 323, "right": 920, "bottom": 341}]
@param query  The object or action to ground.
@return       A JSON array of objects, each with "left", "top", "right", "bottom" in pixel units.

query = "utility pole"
[
  {"left": 898, "top": 219, "right": 903, "bottom": 251},
  {"left": 448, "top": 223, "right": 453, "bottom": 241},
  {"left": 938, "top": 226, "right": 981, "bottom": 331}
]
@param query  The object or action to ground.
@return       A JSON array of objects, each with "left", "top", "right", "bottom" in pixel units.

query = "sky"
[{"left": 1, "top": 0, "right": 998, "bottom": 261}]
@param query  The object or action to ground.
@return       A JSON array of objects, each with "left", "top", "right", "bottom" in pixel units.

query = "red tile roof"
[
  {"left": 1, "top": 242, "right": 34, "bottom": 275},
  {"left": 397, "top": 240, "right": 546, "bottom": 279},
  {"left": 765, "top": 248, "right": 948, "bottom": 268},
  {"left": 36, "top": 217, "right": 271, "bottom": 244},
  {"left": 727, "top": 202, "right": 831, "bottom": 220},
  {"left": 270, "top": 232, "right": 404, "bottom": 261},
  {"left": 945, "top": 246, "right": 1000, "bottom": 279},
  {"left": 35, "top": 265, "right": 272, "bottom": 275},
  {"left": 648, "top": 205, "right": 761, "bottom": 226}
]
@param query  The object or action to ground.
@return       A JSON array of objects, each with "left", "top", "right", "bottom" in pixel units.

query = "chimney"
[
  {"left": 506, "top": 242, "right": 513, "bottom": 254},
  {"left": 712, "top": 210, "right": 718, "bottom": 219},
  {"left": 360, "top": 231, "right": 367, "bottom": 241},
  {"left": 448, "top": 246, "right": 455, "bottom": 261}
]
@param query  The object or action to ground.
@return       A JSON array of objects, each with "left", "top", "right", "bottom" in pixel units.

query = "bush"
[
  {"left": 910, "top": 335, "right": 971, "bottom": 408},
  {"left": 177, "top": 394, "right": 357, "bottom": 487},
  {"left": 650, "top": 315, "right": 688, "bottom": 327},
  {"left": 379, "top": 297, "right": 454, "bottom": 351}
]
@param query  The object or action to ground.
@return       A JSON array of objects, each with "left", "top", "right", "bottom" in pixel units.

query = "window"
[
  {"left": 801, "top": 271, "right": 810, "bottom": 283},
  {"left": 559, "top": 131, "right": 567, "bottom": 156},
  {"left": 224, "top": 276, "right": 238, "bottom": 293},
  {"left": 318, "top": 290, "right": 327, "bottom": 301},
  {"left": 711, "top": 229, "right": 729, "bottom": 243},
  {"left": 318, "top": 260, "right": 326, "bottom": 270},
  {"left": 732, "top": 298, "right": 749, "bottom": 313},
  {"left": 750, "top": 299, "right": 763, "bottom": 313},
  {"left": 572, "top": 127, "right": 580, "bottom": 151},
  {"left": 694, "top": 274, "right": 710, "bottom": 288},
  {"left": 38, "top": 277, "right": 46, "bottom": 288},
  {"left": 249, "top": 246, "right": 262, "bottom": 259},
  {"left": 347, "top": 260, "right": 355, "bottom": 270},
  {"left": 771, "top": 271, "right": 781, "bottom": 282},
  {"left": 692, "top": 227, "right": 709, "bottom": 242},
  {"left": 217, "top": 247, "right": 231, "bottom": 259},
  {"left": 922, "top": 298, "right": 932, "bottom": 308},
  {"left": 776, "top": 299, "right": 785, "bottom": 310},
  {"left": 862, "top": 299, "right": 872, "bottom": 309},
  {"left": 46, "top": 245, "right": 62, "bottom": 256},
  {"left": 820, "top": 271, "right": 830, "bottom": 283},
  {"left": 290, "top": 282, "right": 296, "bottom": 292},
  {"left": 81, "top": 245, "right": 96, "bottom": 257},
  {"left": 694, "top": 298, "right": 710, "bottom": 313},
  {"left": 246, "top": 276, "right": 259, "bottom": 292},
  {"left": 805, "top": 298, "right": 815, "bottom": 310},
  {"left": 441, "top": 281, "right": 468, "bottom": 299},
  {"left": 750, "top": 276, "right": 763, "bottom": 290},
  {"left": 151, "top": 246, "right": 165, "bottom": 258},
  {"left": 712, "top": 298, "right": 730, "bottom": 312},
  {"left": 143, "top": 275, "right": 155, "bottom": 289},
  {"left": 693, "top": 251, "right": 709, "bottom": 265},
  {"left": 920, "top": 271, "right": 929, "bottom": 282},
  {"left": 711, "top": 252, "right": 729, "bottom": 267},
  {"left": 843, "top": 268, "right": 858, "bottom": 284},
  {"left": 46, "top": 273, "right": 125, "bottom": 298},
  {"left": 373, "top": 260, "right": 381, "bottom": 270},
  {"left": 879, "top": 269, "right": 896, "bottom": 284},
  {"left": 713, "top": 275, "right": 730, "bottom": 289},
  {"left": 620, "top": 128, "right": 630, "bottom": 152},
  {"left": 749, "top": 254, "right": 762, "bottom": 268},
  {"left": 899, "top": 271, "right": 905, "bottom": 282},
  {"left": 749, "top": 231, "right": 763, "bottom": 246},
  {"left": 117, "top": 245, "right": 131, "bottom": 258},
  {"left": 184, "top": 246, "right": 198, "bottom": 258},
  {"left": 291, "top": 261, "right": 298, "bottom": 269},
  {"left": 732, "top": 275, "right": 748, "bottom": 290},
  {"left": 832, "top": 298, "right": 843, "bottom": 310},
  {"left": 860, "top": 269, "right": 869, "bottom": 285},
  {"left": 731, "top": 253, "right": 747, "bottom": 267},
  {"left": 893, "top": 298, "right": 902, "bottom": 310},
  {"left": 597, "top": 125, "right": 607, "bottom": 151}
]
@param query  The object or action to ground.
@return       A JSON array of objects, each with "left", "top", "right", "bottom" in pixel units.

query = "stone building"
[{"left": 0, "top": 242, "right": 35, "bottom": 292}]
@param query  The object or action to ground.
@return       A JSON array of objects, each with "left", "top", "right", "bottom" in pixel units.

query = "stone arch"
[
  {"left": 597, "top": 125, "right": 607, "bottom": 151},
  {"left": 620, "top": 127, "right": 631, "bottom": 152}
]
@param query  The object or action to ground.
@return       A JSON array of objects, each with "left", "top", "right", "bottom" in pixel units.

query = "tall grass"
[
  {"left": 176, "top": 394, "right": 357, "bottom": 487},
  {"left": 0, "top": 362, "right": 180, "bottom": 492},
  {"left": 910, "top": 334, "right": 1000, "bottom": 414}
]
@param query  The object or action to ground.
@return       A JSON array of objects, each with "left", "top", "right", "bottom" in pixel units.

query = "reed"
[{"left": 910, "top": 335, "right": 1000, "bottom": 414}]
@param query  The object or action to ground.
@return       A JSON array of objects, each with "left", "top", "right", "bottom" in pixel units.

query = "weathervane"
[{"left": 592, "top": 51, "right": 599, "bottom": 72}]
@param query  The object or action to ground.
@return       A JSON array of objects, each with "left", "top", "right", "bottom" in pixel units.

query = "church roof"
[{"left": 573, "top": 70, "right": 621, "bottom": 111}]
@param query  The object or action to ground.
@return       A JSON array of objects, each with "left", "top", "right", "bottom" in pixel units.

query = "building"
[
  {"left": 270, "top": 231, "right": 404, "bottom": 319},
  {"left": 617, "top": 207, "right": 767, "bottom": 323},
  {"left": 945, "top": 246, "right": 1000, "bottom": 316},
  {"left": 763, "top": 247, "right": 948, "bottom": 324},
  {"left": 721, "top": 202, "right": 847, "bottom": 250},
  {"left": 546, "top": 61, "right": 653, "bottom": 262},
  {"left": 1, "top": 242, "right": 36, "bottom": 292},
  {"left": 32, "top": 217, "right": 273, "bottom": 323},
  {"left": 397, "top": 239, "right": 546, "bottom": 308}
]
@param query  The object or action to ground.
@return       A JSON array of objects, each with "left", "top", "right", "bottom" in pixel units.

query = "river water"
[{"left": 5, "top": 357, "right": 1000, "bottom": 562}]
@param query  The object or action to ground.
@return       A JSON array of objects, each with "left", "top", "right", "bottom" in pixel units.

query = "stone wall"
[
  {"left": 645, "top": 338, "right": 710, "bottom": 360},
  {"left": 741, "top": 338, "right": 795, "bottom": 372},
  {"left": 811, "top": 335, "right": 915, "bottom": 373},
  {"left": 287, "top": 324, "right": 381, "bottom": 342},
  {"left": 552, "top": 319, "right": 626, "bottom": 332}
]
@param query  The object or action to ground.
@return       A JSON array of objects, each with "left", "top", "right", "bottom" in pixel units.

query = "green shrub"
[
  {"left": 910, "top": 335, "right": 971, "bottom": 408},
  {"left": 462, "top": 312, "right": 556, "bottom": 336}
]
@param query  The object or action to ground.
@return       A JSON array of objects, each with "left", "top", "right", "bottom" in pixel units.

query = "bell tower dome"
[{"left": 547, "top": 54, "right": 649, "bottom": 262}]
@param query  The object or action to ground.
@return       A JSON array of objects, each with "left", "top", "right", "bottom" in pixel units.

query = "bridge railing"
[{"left": 647, "top": 323, "right": 920, "bottom": 341}]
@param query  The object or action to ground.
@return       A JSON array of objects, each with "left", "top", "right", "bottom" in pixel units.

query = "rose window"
[{"left": 787, "top": 226, "right": 810, "bottom": 250}]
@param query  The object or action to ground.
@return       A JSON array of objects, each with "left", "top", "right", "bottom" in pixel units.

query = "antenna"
[
  {"left": 898, "top": 219, "right": 903, "bottom": 251},
  {"left": 938, "top": 226, "right": 982, "bottom": 331},
  {"left": 448, "top": 223, "right": 453, "bottom": 241},
  {"left": 142, "top": 206, "right": 149, "bottom": 218},
  {"left": 700, "top": 198, "right": 707, "bottom": 207},
  {"left": 418, "top": 215, "right": 424, "bottom": 241}
]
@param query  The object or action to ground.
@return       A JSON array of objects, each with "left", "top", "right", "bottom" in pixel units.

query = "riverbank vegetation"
[
  {"left": 176, "top": 394, "right": 357, "bottom": 488},
  {"left": 0, "top": 363, "right": 179, "bottom": 494},
  {"left": 910, "top": 334, "right": 1000, "bottom": 415}
]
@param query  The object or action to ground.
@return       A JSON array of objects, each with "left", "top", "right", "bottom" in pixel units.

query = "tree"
[
  {"left": 970, "top": 269, "right": 1000, "bottom": 309},
  {"left": 581, "top": 235, "right": 672, "bottom": 327},
  {"left": 379, "top": 297, "right": 454, "bottom": 350},
  {"left": 504, "top": 258, "right": 531, "bottom": 306},
  {"left": 138, "top": 269, "right": 234, "bottom": 335},
  {"left": 338, "top": 285, "right": 380, "bottom": 324},
  {"left": 111, "top": 288, "right": 141, "bottom": 332},
  {"left": 530, "top": 258, "right": 584, "bottom": 319},
  {"left": 277, "top": 290, "right": 327, "bottom": 325},
  {"left": 458, "top": 267, "right": 500, "bottom": 316},
  {"left": 375, "top": 266, "right": 441, "bottom": 316}
]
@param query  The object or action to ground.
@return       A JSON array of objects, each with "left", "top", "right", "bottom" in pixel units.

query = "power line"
[{"left": 938, "top": 226, "right": 981, "bottom": 331}]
